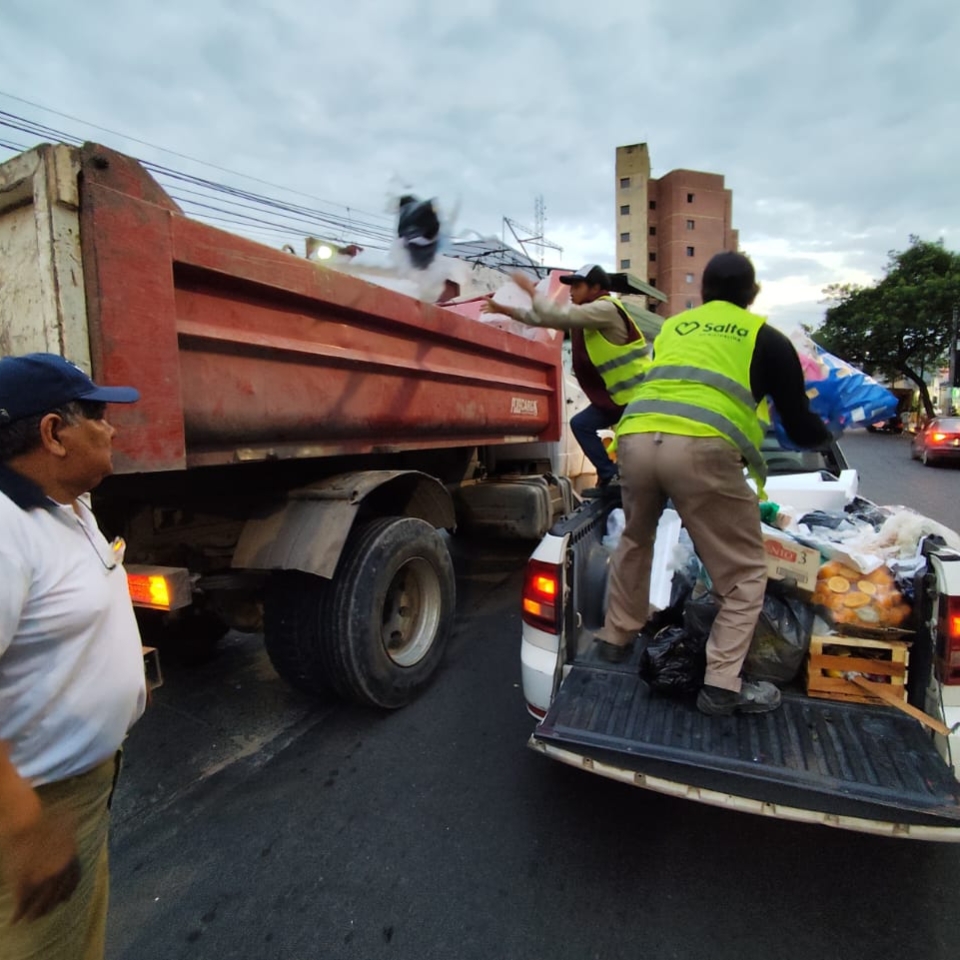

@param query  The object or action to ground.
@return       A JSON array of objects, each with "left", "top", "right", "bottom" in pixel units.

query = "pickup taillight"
[
  {"left": 937, "top": 595, "right": 960, "bottom": 684},
  {"left": 522, "top": 559, "right": 562, "bottom": 634}
]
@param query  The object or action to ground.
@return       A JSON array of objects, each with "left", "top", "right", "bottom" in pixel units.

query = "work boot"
[
  {"left": 582, "top": 473, "right": 620, "bottom": 499},
  {"left": 696, "top": 681, "right": 781, "bottom": 716},
  {"left": 594, "top": 637, "right": 634, "bottom": 664}
]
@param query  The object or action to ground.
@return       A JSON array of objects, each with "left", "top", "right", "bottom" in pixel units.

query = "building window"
[
  {"left": 620, "top": 232, "right": 630, "bottom": 243},
  {"left": 620, "top": 259, "right": 631, "bottom": 269},
  {"left": 686, "top": 219, "right": 695, "bottom": 230},
  {"left": 649, "top": 277, "right": 656, "bottom": 287},
  {"left": 649, "top": 200, "right": 657, "bottom": 210},
  {"left": 686, "top": 246, "right": 695, "bottom": 257},
  {"left": 685, "top": 299, "right": 695, "bottom": 309},
  {"left": 620, "top": 204, "right": 630, "bottom": 216},
  {"left": 687, "top": 193, "right": 695, "bottom": 203},
  {"left": 620, "top": 177, "right": 631, "bottom": 189},
  {"left": 649, "top": 226, "right": 656, "bottom": 237},
  {"left": 649, "top": 252, "right": 657, "bottom": 262},
  {"left": 685, "top": 272, "right": 694, "bottom": 283}
]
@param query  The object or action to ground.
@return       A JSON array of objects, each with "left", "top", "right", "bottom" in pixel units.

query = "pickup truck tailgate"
[{"left": 533, "top": 665, "right": 960, "bottom": 831}]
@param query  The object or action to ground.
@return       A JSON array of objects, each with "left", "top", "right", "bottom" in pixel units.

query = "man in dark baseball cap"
[
  {"left": 0, "top": 352, "right": 144, "bottom": 958},
  {"left": 0, "top": 352, "right": 139, "bottom": 425},
  {"left": 558, "top": 263, "right": 612, "bottom": 289},
  {"left": 483, "top": 263, "right": 652, "bottom": 499}
]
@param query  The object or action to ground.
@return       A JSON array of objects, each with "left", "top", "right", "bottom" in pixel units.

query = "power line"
[
  {"left": 0, "top": 107, "right": 394, "bottom": 251},
  {"left": 0, "top": 90, "right": 389, "bottom": 221},
  {"left": 0, "top": 99, "right": 537, "bottom": 274}
]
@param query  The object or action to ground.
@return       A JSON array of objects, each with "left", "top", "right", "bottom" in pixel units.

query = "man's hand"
[
  {"left": 2, "top": 811, "right": 81, "bottom": 924},
  {"left": 481, "top": 297, "right": 513, "bottom": 318}
]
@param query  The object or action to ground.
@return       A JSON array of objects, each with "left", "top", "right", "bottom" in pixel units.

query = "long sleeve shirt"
[
  {"left": 518, "top": 294, "right": 633, "bottom": 345},
  {"left": 751, "top": 324, "right": 831, "bottom": 448}
]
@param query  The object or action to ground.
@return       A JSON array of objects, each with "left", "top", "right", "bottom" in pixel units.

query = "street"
[{"left": 107, "top": 431, "right": 960, "bottom": 960}]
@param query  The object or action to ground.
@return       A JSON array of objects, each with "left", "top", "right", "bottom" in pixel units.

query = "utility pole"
[
  {"left": 534, "top": 195, "right": 546, "bottom": 265},
  {"left": 949, "top": 305, "right": 959, "bottom": 414}
]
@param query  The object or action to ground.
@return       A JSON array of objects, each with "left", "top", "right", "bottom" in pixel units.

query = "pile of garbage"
[{"left": 601, "top": 500, "right": 960, "bottom": 695}]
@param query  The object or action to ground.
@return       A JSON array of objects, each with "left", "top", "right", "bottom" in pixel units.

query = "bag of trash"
[
  {"left": 397, "top": 195, "right": 441, "bottom": 269},
  {"left": 680, "top": 585, "right": 814, "bottom": 686},
  {"left": 771, "top": 332, "right": 899, "bottom": 448},
  {"left": 602, "top": 508, "right": 625, "bottom": 550},
  {"left": 743, "top": 586, "right": 814, "bottom": 684},
  {"left": 811, "top": 559, "right": 912, "bottom": 628},
  {"left": 638, "top": 624, "right": 706, "bottom": 695}
]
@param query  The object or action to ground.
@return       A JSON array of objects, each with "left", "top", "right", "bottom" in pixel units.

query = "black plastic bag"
[
  {"left": 639, "top": 624, "right": 707, "bottom": 695},
  {"left": 673, "top": 584, "right": 814, "bottom": 687},
  {"left": 745, "top": 586, "right": 814, "bottom": 684},
  {"left": 397, "top": 195, "right": 440, "bottom": 269}
]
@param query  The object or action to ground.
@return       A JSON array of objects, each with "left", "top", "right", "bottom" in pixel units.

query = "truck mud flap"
[{"left": 533, "top": 665, "right": 960, "bottom": 830}]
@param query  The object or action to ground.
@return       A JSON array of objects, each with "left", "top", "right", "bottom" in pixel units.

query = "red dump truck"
[{"left": 0, "top": 141, "right": 576, "bottom": 708}]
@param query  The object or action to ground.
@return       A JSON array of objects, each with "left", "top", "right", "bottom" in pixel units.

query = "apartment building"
[{"left": 615, "top": 144, "right": 738, "bottom": 318}]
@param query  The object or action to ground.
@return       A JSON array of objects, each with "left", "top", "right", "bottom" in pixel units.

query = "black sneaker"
[
  {"left": 696, "top": 681, "right": 781, "bottom": 716},
  {"left": 594, "top": 638, "right": 634, "bottom": 663},
  {"left": 582, "top": 475, "right": 621, "bottom": 499}
]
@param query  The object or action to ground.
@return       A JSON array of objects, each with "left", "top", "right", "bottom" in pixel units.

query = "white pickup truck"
[{"left": 520, "top": 437, "right": 960, "bottom": 840}]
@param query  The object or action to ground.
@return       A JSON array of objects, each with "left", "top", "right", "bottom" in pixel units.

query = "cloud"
[{"left": 1, "top": 0, "right": 957, "bottom": 326}]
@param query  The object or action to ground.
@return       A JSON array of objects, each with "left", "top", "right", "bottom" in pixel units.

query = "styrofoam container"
[{"left": 750, "top": 469, "right": 859, "bottom": 513}]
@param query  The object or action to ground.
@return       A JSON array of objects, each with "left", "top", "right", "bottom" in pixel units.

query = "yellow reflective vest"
[
  {"left": 582, "top": 296, "right": 653, "bottom": 406},
  {"left": 617, "top": 300, "right": 768, "bottom": 485}
]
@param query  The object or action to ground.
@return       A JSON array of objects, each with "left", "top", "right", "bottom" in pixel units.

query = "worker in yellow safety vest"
[
  {"left": 594, "top": 252, "right": 831, "bottom": 717},
  {"left": 483, "top": 264, "right": 651, "bottom": 495}
]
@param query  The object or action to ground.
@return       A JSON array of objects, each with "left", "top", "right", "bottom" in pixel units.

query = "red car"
[{"left": 911, "top": 416, "right": 960, "bottom": 466}]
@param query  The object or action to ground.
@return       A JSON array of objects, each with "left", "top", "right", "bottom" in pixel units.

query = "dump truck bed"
[{"left": 0, "top": 143, "right": 562, "bottom": 475}]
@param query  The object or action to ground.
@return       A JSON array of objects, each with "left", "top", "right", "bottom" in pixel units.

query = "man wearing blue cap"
[{"left": 0, "top": 353, "right": 144, "bottom": 960}]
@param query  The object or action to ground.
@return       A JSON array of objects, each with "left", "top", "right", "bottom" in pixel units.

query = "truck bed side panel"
[{"left": 72, "top": 144, "right": 562, "bottom": 473}]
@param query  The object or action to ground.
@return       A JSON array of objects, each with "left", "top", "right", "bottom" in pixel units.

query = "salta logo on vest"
[{"left": 675, "top": 320, "right": 750, "bottom": 339}]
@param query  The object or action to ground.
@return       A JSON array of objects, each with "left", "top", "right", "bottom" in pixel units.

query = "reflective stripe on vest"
[
  {"left": 624, "top": 397, "right": 768, "bottom": 479},
  {"left": 641, "top": 364, "right": 755, "bottom": 410},
  {"left": 584, "top": 297, "right": 652, "bottom": 405},
  {"left": 617, "top": 301, "right": 768, "bottom": 488}
]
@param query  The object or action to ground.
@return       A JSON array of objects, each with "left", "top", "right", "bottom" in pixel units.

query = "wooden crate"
[{"left": 806, "top": 634, "right": 910, "bottom": 705}]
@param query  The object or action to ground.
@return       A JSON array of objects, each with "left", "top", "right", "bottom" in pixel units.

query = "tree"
[{"left": 814, "top": 237, "right": 960, "bottom": 418}]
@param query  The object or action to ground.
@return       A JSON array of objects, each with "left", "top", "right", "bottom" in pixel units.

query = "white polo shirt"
[{"left": 0, "top": 474, "right": 146, "bottom": 786}]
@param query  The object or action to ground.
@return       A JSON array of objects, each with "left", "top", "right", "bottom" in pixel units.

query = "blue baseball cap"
[{"left": 0, "top": 353, "right": 140, "bottom": 424}]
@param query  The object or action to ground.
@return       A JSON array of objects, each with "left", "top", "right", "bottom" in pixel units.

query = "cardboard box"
[{"left": 762, "top": 529, "right": 820, "bottom": 592}]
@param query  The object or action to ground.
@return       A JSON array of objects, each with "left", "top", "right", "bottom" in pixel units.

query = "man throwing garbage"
[{"left": 483, "top": 264, "right": 651, "bottom": 495}]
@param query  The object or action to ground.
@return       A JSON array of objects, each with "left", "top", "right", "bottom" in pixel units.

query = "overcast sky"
[{"left": 1, "top": 0, "right": 957, "bottom": 332}]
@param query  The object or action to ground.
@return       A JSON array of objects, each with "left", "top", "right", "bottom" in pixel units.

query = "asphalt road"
[{"left": 107, "top": 432, "right": 960, "bottom": 960}]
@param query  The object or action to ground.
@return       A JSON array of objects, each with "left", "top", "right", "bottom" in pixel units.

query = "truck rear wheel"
[
  {"left": 263, "top": 572, "right": 335, "bottom": 697},
  {"left": 264, "top": 517, "right": 455, "bottom": 708}
]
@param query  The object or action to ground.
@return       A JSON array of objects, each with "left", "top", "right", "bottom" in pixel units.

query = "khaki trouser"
[
  {"left": 599, "top": 432, "right": 768, "bottom": 692},
  {"left": 0, "top": 756, "right": 119, "bottom": 960}
]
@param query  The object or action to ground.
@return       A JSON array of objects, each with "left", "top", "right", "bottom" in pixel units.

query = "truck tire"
[
  {"left": 263, "top": 517, "right": 455, "bottom": 708},
  {"left": 263, "top": 571, "right": 335, "bottom": 697},
  {"left": 320, "top": 516, "right": 456, "bottom": 709}
]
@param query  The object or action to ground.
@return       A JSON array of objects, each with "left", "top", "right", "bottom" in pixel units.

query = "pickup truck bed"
[
  {"left": 524, "top": 488, "right": 960, "bottom": 839},
  {"left": 535, "top": 661, "right": 960, "bottom": 829}
]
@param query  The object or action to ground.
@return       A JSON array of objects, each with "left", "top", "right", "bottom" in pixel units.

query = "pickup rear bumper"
[{"left": 531, "top": 664, "right": 960, "bottom": 840}]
